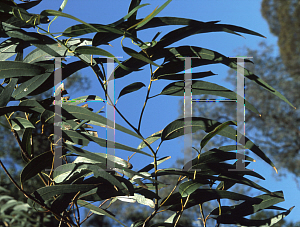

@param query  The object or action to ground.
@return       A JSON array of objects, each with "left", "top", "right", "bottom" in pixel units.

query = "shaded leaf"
[
  {"left": 161, "top": 117, "right": 277, "bottom": 170},
  {"left": 137, "top": 129, "right": 163, "bottom": 150},
  {"left": 62, "top": 130, "right": 150, "bottom": 156},
  {"left": 77, "top": 200, "right": 127, "bottom": 227},
  {"left": 20, "top": 151, "right": 53, "bottom": 187},
  {"left": 201, "top": 120, "right": 237, "bottom": 149},
  {"left": 160, "top": 80, "right": 259, "bottom": 114},
  {"left": 118, "top": 82, "right": 146, "bottom": 100}
]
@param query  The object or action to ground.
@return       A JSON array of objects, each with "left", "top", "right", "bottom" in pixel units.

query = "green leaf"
[
  {"left": 62, "top": 130, "right": 150, "bottom": 156},
  {"left": 0, "top": 38, "right": 19, "bottom": 61},
  {"left": 74, "top": 46, "right": 131, "bottom": 72},
  {"left": 161, "top": 117, "right": 277, "bottom": 170},
  {"left": 138, "top": 156, "right": 171, "bottom": 173},
  {"left": 216, "top": 206, "right": 295, "bottom": 227},
  {"left": 215, "top": 191, "right": 285, "bottom": 218},
  {"left": 179, "top": 180, "right": 203, "bottom": 197},
  {"left": 20, "top": 151, "right": 53, "bottom": 187},
  {"left": 153, "top": 71, "right": 216, "bottom": 81},
  {"left": 118, "top": 82, "right": 146, "bottom": 100},
  {"left": 63, "top": 95, "right": 104, "bottom": 105},
  {"left": 0, "top": 106, "right": 37, "bottom": 116},
  {"left": 41, "top": 9, "right": 102, "bottom": 35},
  {"left": 2, "top": 22, "right": 60, "bottom": 57},
  {"left": 160, "top": 80, "right": 259, "bottom": 114},
  {"left": 10, "top": 117, "right": 35, "bottom": 130},
  {"left": 28, "top": 184, "right": 97, "bottom": 208},
  {"left": 137, "top": 129, "right": 163, "bottom": 150},
  {"left": 0, "top": 61, "right": 45, "bottom": 79},
  {"left": 135, "top": 0, "right": 172, "bottom": 29},
  {"left": 122, "top": 46, "right": 162, "bottom": 68},
  {"left": 0, "top": 78, "right": 18, "bottom": 107},
  {"left": 61, "top": 104, "right": 143, "bottom": 139},
  {"left": 12, "top": 72, "right": 51, "bottom": 99},
  {"left": 161, "top": 189, "right": 260, "bottom": 211},
  {"left": 201, "top": 121, "right": 237, "bottom": 149},
  {"left": 185, "top": 149, "right": 256, "bottom": 167},
  {"left": 77, "top": 200, "right": 127, "bottom": 227}
]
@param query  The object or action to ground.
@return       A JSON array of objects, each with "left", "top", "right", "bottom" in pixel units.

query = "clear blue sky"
[{"left": 4, "top": 0, "right": 300, "bottom": 224}]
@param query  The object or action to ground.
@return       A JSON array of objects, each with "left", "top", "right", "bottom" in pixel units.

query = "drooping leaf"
[
  {"left": 161, "top": 117, "right": 277, "bottom": 170},
  {"left": 216, "top": 206, "right": 295, "bottom": 227},
  {"left": 160, "top": 80, "right": 259, "bottom": 114},
  {"left": 20, "top": 151, "right": 53, "bottom": 187},
  {"left": 214, "top": 191, "right": 285, "bottom": 218},
  {"left": 179, "top": 180, "right": 204, "bottom": 197},
  {"left": 201, "top": 120, "right": 237, "bottom": 149},
  {"left": 161, "top": 189, "right": 261, "bottom": 211},
  {"left": 122, "top": 46, "right": 162, "bottom": 68},
  {"left": 62, "top": 130, "right": 150, "bottom": 156},
  {"left": 117, "top": 82, "right": 146, "bottom": 100},
  {"left": 75, "top": 45, "right": 133, "bottom": 72},
  {"left": 137, "top": 129, "right": 163, "bottom": 150},
  {"left": 153, "top": 71, "right": 216, "bottom": 81},
  {"left": 77, "top": 200, "right": 127, "bottom": 227}
]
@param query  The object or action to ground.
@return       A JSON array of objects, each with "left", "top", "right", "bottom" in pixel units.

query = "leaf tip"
[
  {"left": 259, "top": 114, "right": 262, "bottom": 117},
  {"left": 273, "top": 166, "right": 278, "bottom": 174},
  {"left": 253, "top": 159, "right": 256, "bottom": 162}
]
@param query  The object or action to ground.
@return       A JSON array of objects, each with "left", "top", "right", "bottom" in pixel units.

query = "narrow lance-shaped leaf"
[
  {"left": 160, "top": 80, "right": 259, "bottom": 115},
  {"left": 134, "top": 0, "right": 173, "bottom": 29},
  {"left": 12, "top": 72, "right": 52, "bottom": 99},
  {"left": 62, "top": 130, "right": 151, "bottom": 157},
  {"left": 77, "top": 200, "right": 127, "bottom": 227},
  {"left": 122, "top": 46, "right": 162, "bottom": 68},
  {"left": 201, "top": 120, "right": 237, "bottom": 149},
  {"left": 161, "top": 117, "right": 277, "bottom": 171},
  {"left": 0, "top": 61, "right": 45, "bottom": 79}
]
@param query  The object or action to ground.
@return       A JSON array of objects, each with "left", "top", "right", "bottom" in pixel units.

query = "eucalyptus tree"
[{"left": 0, "top": 0, "right": 296, "bottom": 226}]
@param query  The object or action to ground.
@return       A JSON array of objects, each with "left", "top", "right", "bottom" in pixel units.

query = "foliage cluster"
[{"left": 0, "top": 0, "right": 296, "bottom": 226}]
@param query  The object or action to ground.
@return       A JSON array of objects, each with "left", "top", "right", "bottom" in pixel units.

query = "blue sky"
[{"left": 3, "top": 0, "right": 299, "bottom": 225}]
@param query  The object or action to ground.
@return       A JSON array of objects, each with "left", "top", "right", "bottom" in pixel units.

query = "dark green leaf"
[
  {"left": 179, "top": 180, "right": 204, "bottom": 197},
  {"left": 20, "top": 151, "right": 53, "bottom": 187},
  {"left": 12, "top": 72, "right": 51, "bottom": 99},
  {"left": 160, "top": 80, "right": 259, "bottom": 114},
  {"left": 216, "top": 206, "right": 294, "bottom": 227},
  {"left": 0, "top": 78, "right": 18, "bottom": 107},
  {"left": 161, "top": 189, "right": 260, "bottom": 211},
  {"left": 77, "top": 200, "right": 127, "bottom": 227},
  {"left": 201, "top": 121, "right": 237, "bottom": 149},
  {"left": 62, "top": 130, "right": 150, "bottom": 156},
  {"left": 0, "top": 61, "right": 45, "bottom": 79},
  {"left": 118, "top": 82, "right": 146, "bottom": 100},
  {"left": 153, "top": 71, "right": 216, "bottom": 80},
  {"left": 161, "top": 117, "right": 277, "bottom": 170}
]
